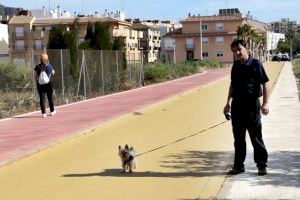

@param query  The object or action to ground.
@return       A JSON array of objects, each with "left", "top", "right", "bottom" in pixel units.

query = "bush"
[
  {"left": 0, "top": 62, "right": 32, "bottom": 91},
  {"left": 292, "top": 59, "right": 300, "bottom": 99},
  {"left": 0, "top": 63, "right": 35, "bottom": 118},
  {"left": 293, "top": 59, "right": 300, "bottom": 78},
  {"left": 144, "top": 60, "right": 220, "bottom": 84}
]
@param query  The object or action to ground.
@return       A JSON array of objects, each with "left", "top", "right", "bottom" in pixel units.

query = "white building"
[
  {"left": 267, "top": 31, "right": 285, "bottom": 51},
  {"left": 266, "top": 31, "right": 285, "bottom": 59},
  {"left": 0, "top": 23, "right": 9, "bottom": 60},
  {"left": 31, "top": 6, "right": 71, "bottom": 18},
  {"left": 102, "top": 10, "right": 125, "bottom": 21}
]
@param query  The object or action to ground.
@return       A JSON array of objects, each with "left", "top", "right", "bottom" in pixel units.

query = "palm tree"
[
  {"left": 236, "top": 24, "right": 251, "bottom": 41},
  {"left": 247, "top": 29, "right": 257, "bottom": 57},
  {"left": 286, "top": 30, "right": 295, "bottom": 58}
]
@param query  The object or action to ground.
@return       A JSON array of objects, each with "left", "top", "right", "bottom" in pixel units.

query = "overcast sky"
[{"left": 2, "top": 0, "right": 300, "bottom": 23}]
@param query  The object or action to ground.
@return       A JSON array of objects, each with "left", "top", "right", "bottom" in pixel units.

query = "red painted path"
[{"left": 0, "top": 67, "right": 230, "bottom": 166}]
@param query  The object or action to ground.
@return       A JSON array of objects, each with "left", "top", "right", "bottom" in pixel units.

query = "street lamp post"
[
  {"left": 173, "top": 41, "right": 176, "bottom": 64},
  {"left": 200, "top": 20, "right": 203, "bottom": 60}
]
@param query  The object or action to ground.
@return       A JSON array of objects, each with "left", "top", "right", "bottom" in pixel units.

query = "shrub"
[
  {"left": 144, "top": 60, "right": 220, "bottom": 84},
  {"left": 0, "top": 63, "right": 32, "bottom": 91},
  {"left": 292, "top": 59, "right": 300, "bottom": 99},
  {"left": 0, "top": 63, "right": 35, "bottom": 118}
]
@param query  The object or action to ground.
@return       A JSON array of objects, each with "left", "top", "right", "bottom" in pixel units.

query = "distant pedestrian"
[
  {"left": 223, "top": 39, "right": 269, "bottom": 175},
  {"left": 34, "top": 53, "right": 56, "bottom": 118}
]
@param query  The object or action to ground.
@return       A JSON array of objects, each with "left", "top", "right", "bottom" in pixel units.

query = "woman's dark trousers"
[{"left": 37, "top": 83, "right": 54, "bottom": 114}]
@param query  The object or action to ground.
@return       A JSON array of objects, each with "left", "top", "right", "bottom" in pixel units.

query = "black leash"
[{"left": 136, "top": 120, "right": 228, "bottom": 157}]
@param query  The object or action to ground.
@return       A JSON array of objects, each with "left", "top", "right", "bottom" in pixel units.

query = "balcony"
[
  {"left": 138, "top": 32, "right": 143, "bottom": 39},
  {"left": 13, "top": 45, "right": 28, "bottom": 51},
  {"left": 12, "top": 32, "right": 28, "bottom": 40}
]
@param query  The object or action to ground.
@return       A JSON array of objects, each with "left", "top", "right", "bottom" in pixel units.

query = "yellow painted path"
[{"left": 0, "top": 62, "right": 283, "bottom": 200}]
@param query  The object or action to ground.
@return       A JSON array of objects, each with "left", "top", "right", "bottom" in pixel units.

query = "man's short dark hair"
[{"left": 231, "top": 39, "right": 248, "bottom": 49}]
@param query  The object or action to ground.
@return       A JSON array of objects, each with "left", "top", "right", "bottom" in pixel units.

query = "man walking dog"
[{"left": 223, "top": 39, "right": 269, "bottom": 175}]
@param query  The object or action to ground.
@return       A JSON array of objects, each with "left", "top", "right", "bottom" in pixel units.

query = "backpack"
[{"left": 38, "top": 70, "right": 50, "bottom": 85}]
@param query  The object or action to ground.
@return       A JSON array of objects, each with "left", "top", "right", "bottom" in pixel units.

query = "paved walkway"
[
  {"left": 216, "top": 62, "right": 300, "bottom": 199},
  {"left": 0, "top": 67, "right": 231, "bottom": 167},
  {"left": 1, "top": 62, "right": 298, "bottom": 199}
]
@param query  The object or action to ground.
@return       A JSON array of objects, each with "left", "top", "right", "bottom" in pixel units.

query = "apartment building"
[
  {"left": 172, "top": 9, "right": 267, "bottom": 64},
  {"left": 266, "top": 31, "right": 285, "bottom": 51},
  {"left": 269, "top": 18, "right": 300, "bottom": 34},
  {"left": 31, "top": 6, "right": 72, "bottom": 19},
  {"left": 130, "top": 22, "right": 160, "bottom": 63},
  {"left": 161, "top": 28, "right": 181, "bottom": 63},
  {"left": 0, "top": 23, "right": 9, "bottom": 59},
  {"left": 8, "top": 15, "right": 142, "bottom": 64}
]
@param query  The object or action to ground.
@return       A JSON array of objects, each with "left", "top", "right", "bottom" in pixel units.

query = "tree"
[
  {"left": 112, "top": 37, "right": 125, "bottom": 50},
  {"left": 236, "top": 24, "right": 251, "bottom": 41},
  {"left": 48, "top": 26, "right": 67, "bottom": 49},
  {"left": 65, "top": 18, "right": 79, "bottom": 80},
  {"left": 292, "top": 33, "right": 300, "bottom": 55},
  {"left": 254, "top": 34, "right": 266, "bottom": 60},
  {"left": 79, "top": 22, "right": 117, "bottom": 50},
  {"left": 93, "top": 22, "right": 112, "bottom": 50},
  {"left": 277, "top": 40, "right": 290, "bottom": 53},
  {"left": 78, "top": 23, "right": 94, "bottom": 50}
]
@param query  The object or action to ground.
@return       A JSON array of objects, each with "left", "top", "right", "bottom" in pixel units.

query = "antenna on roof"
[{"left": 121, "top": 0, "right": 125, "bottom": 11}]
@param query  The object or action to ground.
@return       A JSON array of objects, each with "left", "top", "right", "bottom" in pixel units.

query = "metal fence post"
[
  {"left": 128, "top": 55, "right": 131, "bottom": 82},
  {"left": 141, "top": 51, "right": 145, "bottom": 86},
  {"left": 83, "top": 50, "right": 86, "bottom": 98},
  {"left": 76, "top": 51, "right": 84, "bottom": 100},
  {"left": 31, "top": 49, "right": 36, "bottom": 97},
  {"left": 60, "top": 49, "right": 65, "bottom": 102},
  {"left": 101, "top": 50, "right": 105, "bottom": 95},
  {"left": 116, "top": 51, "right": 119, "bottom": 77}
]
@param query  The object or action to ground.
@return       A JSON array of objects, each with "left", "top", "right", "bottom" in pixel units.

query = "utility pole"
[
  {"left": 200, "top": 19, "right": 203, "bottom": 60},
  {"left": 173, "top": 41, "right": 176, "bottom": 64}
]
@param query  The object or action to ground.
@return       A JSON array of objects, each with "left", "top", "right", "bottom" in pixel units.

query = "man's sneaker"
[
  {"left": 228, "top": 166, "right": 245, "bottom": 175},
  {"left": 42, "top": 114, "right": 47, "bottom": 118},
  {"left": 50, "top": 110, "right": 56, "bottom": 116},
  {"left": 258, "top": 167, "right": 267, "bottom": 175}
]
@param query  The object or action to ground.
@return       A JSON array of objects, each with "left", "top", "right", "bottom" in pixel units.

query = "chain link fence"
[{"left": 0, "top": 49, "right": 143, "bottom": 118}]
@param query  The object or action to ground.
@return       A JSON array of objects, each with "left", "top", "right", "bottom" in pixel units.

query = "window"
[
  {"left": 202, "top": 52, "right": 209, "bottom": 57},
  {"left": 35, "top": 40, "right": 42, "bottom": 49},
  {"left": 202, "top": 24, "right": 208, "bottom": 31},
  {"left": 216, "top": 23, "right": 224, "bottom": 31},
  {"left": 15, "top": 40, "right": 25, "bottom": 50},
  {"left": 186, "top": 38, "right": 194, "bottom": 49},
  {"left": 216, "top": 36, "right": 224, "bottom": 44},
  {"left": 232, "top": 36, "right": 238, "bottom": 41},
  {"left": 45, "top": 26, "right": 52, "bottom": 31},
  {"left": 202, "top": 37, "right": 209, "bottom": 45},
  {"left": 186, "top": 50, "right": 194, "bottom": 60},
  {"left": 216, "top": 51, "right": 224, "bottom": 57},
  {"left": 15, "top": 27, "right": 24, "bottom": 37}
]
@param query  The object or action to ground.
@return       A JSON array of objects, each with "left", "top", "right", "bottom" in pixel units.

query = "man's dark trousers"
[{"left": 231, "top": 98, "right": 268, "bottom": 168}]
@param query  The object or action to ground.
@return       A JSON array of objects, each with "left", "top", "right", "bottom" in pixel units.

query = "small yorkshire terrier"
[{"left": 118, "top": 145, "right": 137, "bottom": 173}]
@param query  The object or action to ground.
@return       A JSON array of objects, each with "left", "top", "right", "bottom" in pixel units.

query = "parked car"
[
  {"left": 272, "top": 55, "right": 281, "bottom": 61},
  {"left": 281, "top": 54, "right": 290, "bottom": 61}
]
